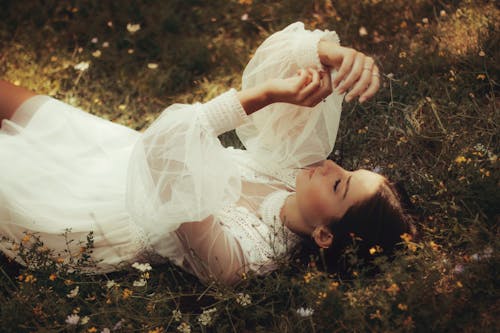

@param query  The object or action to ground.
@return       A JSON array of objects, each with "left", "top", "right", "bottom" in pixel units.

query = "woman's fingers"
[
  {"left": 332, "top": 48, "right": 355, "bottom": 88},
  {"left": 359, "top": 66, "right": 381, "bottom": 103},
  {"left": 337, "top": 52, "right": 369, "bottom": 94},
  {"left": 298, "top": 68, "right": 321, "bottom": 100},
  {"left": 302, "top": 70, "right": 333, "bottom": 106},
  {"left": 345, "top": 57, "right": 375, "bottom": 102}
]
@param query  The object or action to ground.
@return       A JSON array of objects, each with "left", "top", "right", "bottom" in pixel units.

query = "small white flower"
[
  {"left": 177, "top": 322, "right": 191, "bottom": 333},
  {"left": 113, "top": 319, "right": 125, "bottom": 330},
  {"left": 296, "top": 307, "right": 314, "bottom": 317},
  {"left": 91, "top": 37, "right": 98, "bottom": 43},
  {"left": 358, "top": 26, "right": 368, "bottom": 37},
  {"left": 440, "top": 10, "right": 446, "bottom": 17},
  {"left": 67, "top": 286, "right": 79, "bottom": 298},
  {"left": 236, "top": 293, "right": 252, "bottom": 307},
  {"left": 92, "top": 50, "right": 102, "bottom": 58},
  {"left": 102, "top": 41, "right": 110, "bottom": 48},
  {"left": 133, "top": 278, "right": 147, "bottom": 287},
  {"left": 106, "top": 280, "right": 118, "bottom": 289},
  {"left": 74, "top": 61, "right": 90, "bottom": 71},
  {"left": 147, "top": 63, "right": 158, "bottom": 69},
  {"left": 101, "top": 329, "right": 111, "bottom": 333},
  {"left": 80, "top": 315, "right": 90, "bottom": 325},
  {"left": 132, "top": 262, "right": 152, "bottom": 272},
  {"left": 422, "top": 17, "right": 429, "bottom": 24},
  {"left": 127, "top": 23, "right": 141, "bottom": 33},
  {"left": 387, "top": 73, "right": 394, "bottom": 79},
  {"left": 241, "top": 13, "right": 249, "bottom": 21},
  {"left": 453, "top": 264, "right": 464, "bottom": 274},
  {"left": 198, "top": 307, "right": 217, "bottom": 326},
  {"left": 172, "top": 309, "right": 182, "bottom": 321},
  {"left": 65, "top": 314, "right": 80, "bottom": 325}
]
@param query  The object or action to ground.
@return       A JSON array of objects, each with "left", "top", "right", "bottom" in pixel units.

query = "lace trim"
[
  {"left": 200, "top": 89, "right": 249, "bottom": 136},
  {"left": 294, "top": 29, "right": 341, "bottom": 70}
]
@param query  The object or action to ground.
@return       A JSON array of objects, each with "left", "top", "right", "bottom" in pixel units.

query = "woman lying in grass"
[{"left": 0, "top": 22, "right": 415, "bottom": 285}]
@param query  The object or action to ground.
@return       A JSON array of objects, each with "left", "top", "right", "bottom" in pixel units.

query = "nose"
[{"left": 321, "top": 159, "right": 345, "bottom": 175}]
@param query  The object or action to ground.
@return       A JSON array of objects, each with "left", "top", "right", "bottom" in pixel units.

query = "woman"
[{"left": 0, "top": 22, "right": 413, "bottom": 285}]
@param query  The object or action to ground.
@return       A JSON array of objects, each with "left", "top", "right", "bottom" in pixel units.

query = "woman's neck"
[{"left": 280, "top": 193, "right": 314, "bottom": 236}]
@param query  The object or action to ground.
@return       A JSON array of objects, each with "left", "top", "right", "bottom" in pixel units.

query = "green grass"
[{"left": 0, "top": 0, "right": 498, "bottom": 332}]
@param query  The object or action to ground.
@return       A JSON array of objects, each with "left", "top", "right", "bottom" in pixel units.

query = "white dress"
[{"left": 0, "top": 22, "right": 343, "bottom": 285}]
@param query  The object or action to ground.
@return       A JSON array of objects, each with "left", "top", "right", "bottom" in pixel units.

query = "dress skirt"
[{"left": 0, "top": 95, "right": 158, "bottom": 272}]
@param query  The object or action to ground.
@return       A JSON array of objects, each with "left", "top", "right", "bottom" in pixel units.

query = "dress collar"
[{"left": 259, "top": 190, "right": 302, "bottom": 251}]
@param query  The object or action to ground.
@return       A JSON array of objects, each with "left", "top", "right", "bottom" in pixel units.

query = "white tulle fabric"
[{"left": 0, "top": 22, "right": 343, "bottom": 285}]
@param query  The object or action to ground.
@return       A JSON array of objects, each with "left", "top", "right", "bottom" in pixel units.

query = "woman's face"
[{"left": 295, "top": 160, "right": 384, "bottom": 227}]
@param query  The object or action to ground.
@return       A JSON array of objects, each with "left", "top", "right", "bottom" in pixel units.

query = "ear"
[{"left": 312, "top": 226, "right": 333, "bottom": 249}]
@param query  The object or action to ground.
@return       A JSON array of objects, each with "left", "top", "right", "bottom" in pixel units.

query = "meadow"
[{"left": 0, "top": 0, "right": 498, "bottom": 332}]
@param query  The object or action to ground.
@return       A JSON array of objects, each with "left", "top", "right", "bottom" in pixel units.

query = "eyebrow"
[{"left": 343, "top": 175, "right": 352, "bottom": 200}]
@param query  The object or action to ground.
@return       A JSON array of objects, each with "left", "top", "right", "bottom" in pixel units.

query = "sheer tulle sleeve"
[
  {"left": 125, "top": 89, "right": 248, "bottom": 245},
  {"left": 236, "top": 22, "right": 345, "bottom": 170}
]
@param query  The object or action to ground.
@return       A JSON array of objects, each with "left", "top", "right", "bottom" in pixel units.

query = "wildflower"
[
  {"left": 239, "top": 0, "right": 252, "bottom": 5},
  {"left": 122, "top": 288, "right": 133, "bottom": 299},
  {"left": 398, "top": 51, "right": 407, "bottom": 59},
  {"left": 57, "top": 257, "right": 65, "bottom": 264},
  {"left": 198, "top": 307, "right": 217, "bottom": 326},
  {"left": 107, "top": 21, "right": 113, "bottom": 28},
  {"left": 22, "top": 234, "right": 31, "bottom": 243},
  {"left": 101, "top": 329, "right": 111, "bottom": 333},
  {"left": 91, "top": 37, "right": 98, "bottom": 43},
  {"left": 358, "top": 26, "right": 368, "bottom": 36},
  {"left": 296, "top": 307, "right": 314, "bottom": 317},
  {"left": 241, "top": 13, "right": 249, "bottom": 21},
  {"left": 81, "top": 316, "right": 90, "bottom": 324},
  {"left": 400, "top": 233, "right": 412, "bottom": 243},
  {"left": 67, "top": 286, "right": 79, "bottom": 298},
  {"left": 172, "top": 309, "right": 182, "bottom": 321},
  {"left": 303, "top": 272, "right": 314, "bottom": 283},
  {"left": 118, "top": 104, "right": 126, "bottom": 111},
  {"left": 329, "top": 281, "right": 339, "bottom": 291},
  {"left": 65, "top": 314, "right": 80, "bottom": 325},
  {"left": 88, "top": 328, "right": 97, "bottom": 333},
  {"left": 456, "top": 281, "right": 463, "bottom": 288},
  {"left": 106, "top": 280, "right": 118, "bottom": 289},
  {"left": 453, "top": 264, "right": 464, "bottom": 274},
  {"left": 236, "top": 293, "right": 252, "bottom": 307},
  {"left": 92, "top": 50, "right": 102, "bottom": 58},
  {"left": 147, "top": 63, "right": 158, "bottom": 69},
  {"left": 429, "top": 241, "right": 440, "bottom": 251},
  {"left": 24, "top": 274, "right": 37, "bottom": 283},
  {"left": 126, "top": 23, "right": 141, "bottom": 33},
  {"left": 17, "top": 275, "right": 23, "bottom": 281},
  {"left": 148, "top": 327, "right": 163, "bottom": 333},
  {"left": 133, "top": 279, "right": 147, "bottom": 287},
  {"left": 422, "top": 17, "right": 429, "bottom": 24},
  {"left": 476, "top": 74, "right": 486, "bottom": 80},
  {"left": 177, "top": 322, "right": 191, "bottom": 333},
  {"left": 132, "top": 262, "right": 152, "bottom": 272},
  {"left": 369, "top": 245, "right": 383, "bottom": 255},
  {"left": 386, "top": 283, "right": 400, "bottom": 295},
  {"left": 74, "top": 61, "right": 90, "bottom": 71},
  {"left": 479, "top": 50, "right": 485, "bottom": 57},
  {"left": 128, "top": 49, "right": 135, "bottom": 54},
  {"left": 440, "top": 10, "right": 446, "bottom": 17},
  {"left": 318, "top": 291, "right": 327, "bottom": 299},
  {"left": 398, "top": 303, "right": 408, "bottom": 311},
  {"left": 102, "top": 42, "right": 110, "bottom": 48}
]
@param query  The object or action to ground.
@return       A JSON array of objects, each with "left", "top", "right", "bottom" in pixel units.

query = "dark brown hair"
[{"left": 297, "top": 179, "right": 417, "bottom": 274}]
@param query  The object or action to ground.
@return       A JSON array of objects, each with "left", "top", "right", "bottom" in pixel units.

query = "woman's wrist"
[
  {"left": 236, "top": 83, "right": 273, "bottom": 116},
  {"left": 318, "top": 39, "right": 340, "bottom": 69}
]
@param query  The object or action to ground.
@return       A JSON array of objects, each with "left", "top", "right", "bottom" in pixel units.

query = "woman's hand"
[
  {"left": 266, "top": 68, "right": 333, "bottom": 107},
  {"left": 318, "top": 40, "right": 380, "bottom": 103}
]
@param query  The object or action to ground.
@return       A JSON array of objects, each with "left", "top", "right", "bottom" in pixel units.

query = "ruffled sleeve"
[
  {"left": 125, "top": 89, "right": 248, "bottom": 245},
  {"left": 236, "top": 21, "right": 345, "bottom": 170}
]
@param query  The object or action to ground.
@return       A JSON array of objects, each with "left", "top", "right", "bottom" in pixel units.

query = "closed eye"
[{"left": 333, "top": 179, "right": 341, "bottom": 192}]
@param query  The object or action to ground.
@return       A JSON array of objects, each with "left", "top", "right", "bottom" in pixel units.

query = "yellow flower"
[
  {"left": 429, "top": 241, "right": 440, "bottom": 251},
  {"left": 454, "top": 156, "right": 467, "bottom": 164},
  {"left": 22, "top": 234, "right": 31, "bottom": 243},
  {"left": 456, "top": 281, "right": 463, "bottom": 288},
  {"left": 303, "top": 272, "right": 314, "bottom": 284},
  {"left": 87, "top": 327, "right": 97, "bottom": 333},
  {"left": 25, "top": 274, "right": 37, "bottom": 283},
  {"left": 476, "top": 74, "right": 486, "bottom": 80},
  {"left": 398, "top": 303, "right": 408, "bottom": 311},
  {"left": 49, "top": 273, "right": 57, "bottom": 281},
  {"left": 65, "top": 279, "right": 74, "bottom": 286},
  {"left": 148, "top": 328, "right": 163, "bottom": 333},
  {"left": 122, "top": 288, "right": 133, "bottom": 299},
  {"left": 386, "top": 283, "right": 400, "bottom": 295},
  {"left": 329, "top": 281, "right": 339, "bottom": 291},
  {"left": 400, "top": 233, "right": 412, "bottom": 243}
]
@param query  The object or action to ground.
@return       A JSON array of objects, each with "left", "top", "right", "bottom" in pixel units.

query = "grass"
[{"left": 0, "top": 0, "right": 498, "bottom": 332}]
